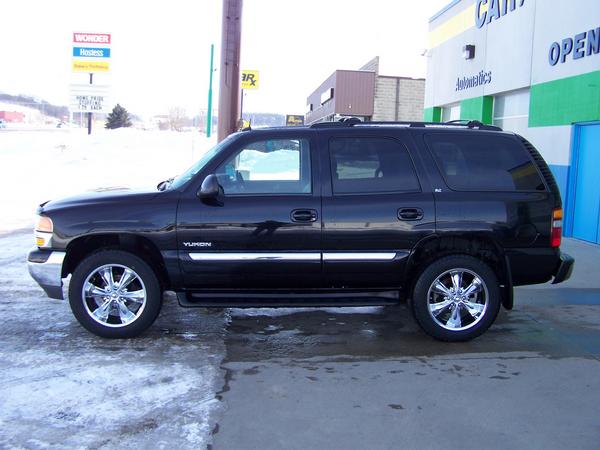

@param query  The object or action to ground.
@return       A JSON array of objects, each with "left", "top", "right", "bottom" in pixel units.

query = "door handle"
[
  {"left": 291, "top": 209, "right": 318, "bottom": 222},
  {"left": 398, "top": 208, "right": 424, "bottom": 221}
]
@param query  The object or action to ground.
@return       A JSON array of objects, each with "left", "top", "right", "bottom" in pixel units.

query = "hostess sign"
[
  {"left": 72, "top": 32, "right": 111, "bottom": 73},
  {"left": 73, "top": 47, "right": 110, "bottom": 58}
]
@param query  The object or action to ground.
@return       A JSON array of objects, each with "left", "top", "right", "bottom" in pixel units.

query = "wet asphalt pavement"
[{"left": 1, "top": 231, "right": 599, "bottom": 449}]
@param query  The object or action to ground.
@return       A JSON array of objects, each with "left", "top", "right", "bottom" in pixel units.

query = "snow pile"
[
  {"left": 0, "top": 128, "right": 216, "bottom": 233},
  {"left": 0, "top": 230, "right": 226, "bottom": 448}
]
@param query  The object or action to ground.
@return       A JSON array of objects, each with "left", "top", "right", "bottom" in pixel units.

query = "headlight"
[{"left": 35, "top": 215, "right": 53, "bottom": 248}]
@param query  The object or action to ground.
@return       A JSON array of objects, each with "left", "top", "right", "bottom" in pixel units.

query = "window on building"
[
  {"left": 329, "top": 137, "right": 420, "bottom": 194},
  {"left": 425, "top": 133, "right": 545, "bottom": 192},
  {"left": 216, "top": 138, "right": 312, "bottom": 195},
  {"left": 493, "top": 88, "right": 530, "bottom": 135},
  {"left": 442, "top": 103, "right": 460, "bottom": 122}
]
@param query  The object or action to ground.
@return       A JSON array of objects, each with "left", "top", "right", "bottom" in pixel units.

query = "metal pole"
[
  {"left": 240, "top": 89, "right": 244, "bottom": 123},
  {"left": 207, "top": 44, "right": 215, "bottom": 137},
  {"left": 217, "top": 0, "right": 243, "bottom": 142},
  {"left": 87, "top": 73, "right": 93, "bottom": 135}
]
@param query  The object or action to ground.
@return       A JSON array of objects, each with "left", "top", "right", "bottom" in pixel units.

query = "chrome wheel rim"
[
  {"left": 427, "top": 268, "right": 488, "bottom": 331},
  {"left": 82, "top": 264, "right": 147, "bottom": 328}
]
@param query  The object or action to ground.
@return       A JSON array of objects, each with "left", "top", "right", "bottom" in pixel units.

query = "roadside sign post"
[
  {"left": 71, "top": 32, "right": 111, "bottom": 134},
  {"left": 88, "top": 73, "right": 93, "bottom": 135}
]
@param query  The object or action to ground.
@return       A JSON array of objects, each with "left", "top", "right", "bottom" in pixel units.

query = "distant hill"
[{"left": 0, "top": 93, "right": 68, "bottom": 120}]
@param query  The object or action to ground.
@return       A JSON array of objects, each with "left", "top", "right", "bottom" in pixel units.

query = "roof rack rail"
[
  {"left": 445, "top": 119, "right": 502, "bottom": 131},
  {"left": 310, "top": 117, "right": 363, "bottom": 128},
  {"left": 309, "top": 117, "right": 502, "bottom": 131}
]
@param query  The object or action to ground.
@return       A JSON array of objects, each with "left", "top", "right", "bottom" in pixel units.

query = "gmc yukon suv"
[{"left": 28, "top": 119, "right": 574, "bottom": 341}]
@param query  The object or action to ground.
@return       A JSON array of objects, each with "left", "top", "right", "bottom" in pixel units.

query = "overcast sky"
[{"left": 0, "top": 0, "right": 449, "bottom": 117}]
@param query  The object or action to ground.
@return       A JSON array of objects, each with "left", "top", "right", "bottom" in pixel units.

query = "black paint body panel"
[{"left": 36, "top": 126, "right": 567, "bottom": 304}]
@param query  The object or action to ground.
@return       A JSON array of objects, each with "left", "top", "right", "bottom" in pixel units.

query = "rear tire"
[
  {"left": 68, "top": 250, "right": 162, "bottom": 338},
  {"left": 411, "top": 255, "right": 500, "bottom": 342}
]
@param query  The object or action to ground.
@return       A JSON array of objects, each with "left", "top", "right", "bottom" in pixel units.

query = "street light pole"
[{"left": 207, "top": 43, "right": 215, "bottom": 137}]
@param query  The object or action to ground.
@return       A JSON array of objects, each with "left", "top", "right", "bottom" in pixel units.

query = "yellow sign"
[
  {"left": 72, "top": 60, "right": 110, "bottom": 73},
  {"left": 241, "top": 70, "right": 259, "bottom": 89},
  {"left": 286, "top": 115, "right": 304, "bottom": 126}
]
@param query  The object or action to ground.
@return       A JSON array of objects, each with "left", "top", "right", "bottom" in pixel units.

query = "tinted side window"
[
  {"left": 329, "top": 137, "right": 420, "bottom": 194},
  {"left": 216, "top": 138, "right": 311, "bottom": 195},
  {"left": 425, "top": 133, "right": 545, "bottom": 192}
]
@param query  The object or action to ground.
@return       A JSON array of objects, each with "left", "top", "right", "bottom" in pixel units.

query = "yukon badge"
[{"left": 183, "top": 242, "right": 212, "bottom": 248}]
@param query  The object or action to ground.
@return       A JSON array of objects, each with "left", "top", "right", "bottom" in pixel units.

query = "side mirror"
[{"left": 198, "top": 174, "right": 223, "bottom": 205}]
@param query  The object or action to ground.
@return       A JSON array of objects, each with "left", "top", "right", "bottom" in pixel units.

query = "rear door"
[
  {"left": 177, "top": 131, "right": 322, "bottom": 289},
  {"left": 319, "top": 131, "right": 436, "bottom": 288}
]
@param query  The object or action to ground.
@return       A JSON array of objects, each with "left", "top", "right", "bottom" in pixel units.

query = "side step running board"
[{"left": 176, "top": 289, "right": 402, "bottom": 308}]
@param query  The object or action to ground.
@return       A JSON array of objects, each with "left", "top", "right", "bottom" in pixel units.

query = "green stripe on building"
[
  {"left": 460, "top": 96, "right": 494, "bottom": 124},
  {"left": 424, "top": 107, "right": 442, "bottom": 122},
  {"left": 529, "top": 70, "right": 600, "bottom": 127}
]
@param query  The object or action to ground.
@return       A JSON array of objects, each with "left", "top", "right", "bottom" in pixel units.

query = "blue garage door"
[{"left": 572, "top": 123, "right": 600, "bottom": 244}]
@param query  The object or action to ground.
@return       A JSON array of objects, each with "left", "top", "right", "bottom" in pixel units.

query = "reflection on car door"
[
  {"left": 320, "top": 132, "right": 436, "bottom": 288},
  {"left": 177, "top": 132, "right": 322, "bottom": 289}
]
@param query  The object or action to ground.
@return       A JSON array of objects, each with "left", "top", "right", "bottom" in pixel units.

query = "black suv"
[{"left": 28, "top": 120, "right": 574, "bottom": 341}]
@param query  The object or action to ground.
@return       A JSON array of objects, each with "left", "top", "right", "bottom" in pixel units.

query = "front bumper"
[
  {"left": 552, "top": 252, "right": 574, "bottom": 284},
  {"left": 27, "top": 248, "right": 66, "bottom": 299}
]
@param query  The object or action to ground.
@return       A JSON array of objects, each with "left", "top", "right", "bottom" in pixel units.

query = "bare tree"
[{"left": 168, "top": 106, "right": 187, "bottom": 131}]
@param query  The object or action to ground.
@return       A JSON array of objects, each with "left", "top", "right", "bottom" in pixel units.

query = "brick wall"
[
  {"left": 372, "top": 77, "right": 425, "bottom": 122},
  {"left": 397, "top": 78, "right": 425, "bottom": 122}
]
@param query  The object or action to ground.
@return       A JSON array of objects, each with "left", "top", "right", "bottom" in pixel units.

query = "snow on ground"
[
  {"left": 0, "top": 229, "right": 228, "bottom": 448},
  {"left": 0, "top": 130, "right": 223, "bottom": 448},
  {"left": 0, "top": 128, "right": 216, "bottom": 232}
]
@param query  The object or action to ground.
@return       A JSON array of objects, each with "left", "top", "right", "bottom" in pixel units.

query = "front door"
[
  {"left": 320, "top": 133, "right": 436, "bottom": 288},
  {"left": 572, "top": 123, "right": 600, "bottom": 244},
  {"left": 177, "top": 133, "right": 322, "bottom": 288}
]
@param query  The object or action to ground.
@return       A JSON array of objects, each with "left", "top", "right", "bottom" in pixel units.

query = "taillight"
[{"left": 551, "top": 208, "right": 563, "bottom": 248}]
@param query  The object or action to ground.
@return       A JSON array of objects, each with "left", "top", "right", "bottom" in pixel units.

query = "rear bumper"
[
  {"left": 552, "top": 252, "right": 574, "bottom": 284},
  {"left": 27, "top": 248, "right": 66, "bottom": 299}
]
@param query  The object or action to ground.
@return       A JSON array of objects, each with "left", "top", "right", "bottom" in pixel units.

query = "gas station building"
[{"left": 424, "top": 0, "right": 600, "bottom": 244}]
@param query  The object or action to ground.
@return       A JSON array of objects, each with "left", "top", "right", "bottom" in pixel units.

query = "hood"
[{"left": 39, "top": 186, "right": 160, "bottom": 214}]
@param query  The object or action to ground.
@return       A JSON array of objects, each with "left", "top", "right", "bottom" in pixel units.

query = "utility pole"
[
  {"left": 217, "top": 0, "right": 243, "bottom": 142},
  {"left": 206, "top": 43, "right": 214, "bottom": 137}
]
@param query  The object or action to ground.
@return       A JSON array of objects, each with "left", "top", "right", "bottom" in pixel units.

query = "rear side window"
[
  {"left": 329, "top": 137, "right": 420, "bottom": 194},
  {"left": 425, "top": 133, "right": 545, "bottom": 191}
]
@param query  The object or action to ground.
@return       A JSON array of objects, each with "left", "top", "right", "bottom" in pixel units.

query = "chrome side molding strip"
[
  {"left": 323, "top": 252, "right": 397, "bottom": 261},
  {"left": 189, "top": 252, "right": 398, "bottom": 261},
  {"left": 189, "top": 252, "right": 321, "bottom": 261}
]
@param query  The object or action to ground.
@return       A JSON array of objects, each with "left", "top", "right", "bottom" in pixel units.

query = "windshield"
[{"left": 169, "top": 133, "right": 239, "bottom": 190}]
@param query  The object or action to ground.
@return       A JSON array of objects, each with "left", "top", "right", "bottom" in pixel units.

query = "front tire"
[
  {"left": 411, "top": 255, "right": 500, "bottom": 342},
  {"left": 68, "top": 250, "right": 162, "bottom": 338}
]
